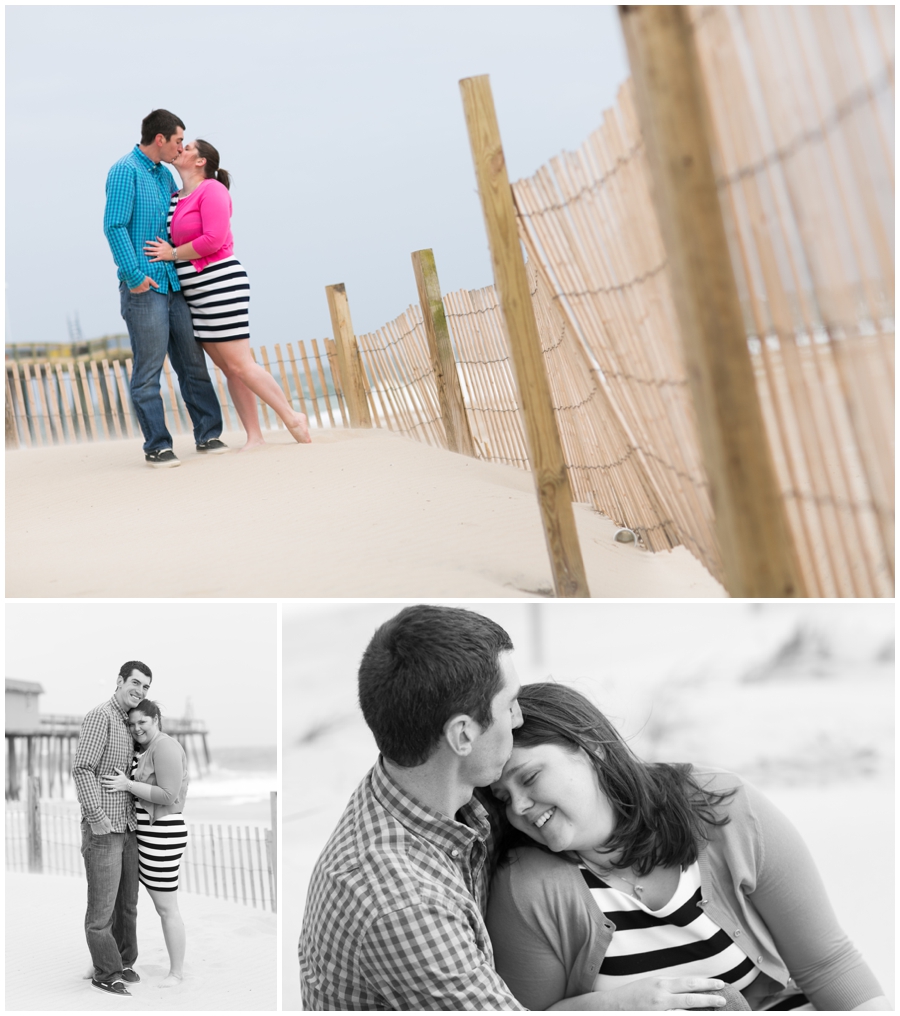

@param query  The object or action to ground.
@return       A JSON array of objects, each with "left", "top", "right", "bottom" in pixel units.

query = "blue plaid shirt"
[{"left": 103, "top": 145, "right": 181, "bottom": 292}]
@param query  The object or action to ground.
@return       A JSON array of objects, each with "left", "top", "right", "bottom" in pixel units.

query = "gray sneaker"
[
  {"left": 145, "top": 448, "right": 181, "bottom": 468},
  {"left": 196, "top": 438, "right": 229, "bottom": 454}
]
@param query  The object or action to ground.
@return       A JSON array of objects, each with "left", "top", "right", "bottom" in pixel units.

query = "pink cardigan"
[{"left": 170, "top": 178, "right": 234, "bottom": 273}]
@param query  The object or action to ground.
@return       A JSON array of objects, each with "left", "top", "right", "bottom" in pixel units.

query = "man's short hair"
[
  {"left": 118, "top": 660, "right": 152, "bottom": 683},
  {"left": 140, "top": 109, "right": 185, "bottom": 146},
  {"left": 358, "top": 605, "right": 513, "bottom": 767}
]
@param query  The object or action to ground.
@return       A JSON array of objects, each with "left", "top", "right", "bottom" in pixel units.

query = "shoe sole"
[
  {"left": 196, "top": 447, "right": 229, "bottom": 454},
  {"left": 91, "top": 982, "right": 132, "bottom": 997},
  {"left": 145, "top": 459, "right": 181, "bottom": 468}
]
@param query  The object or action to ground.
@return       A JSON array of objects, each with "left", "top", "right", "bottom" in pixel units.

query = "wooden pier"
[{"left": 5, "top": 713, "right": 212, "bottom": 801}]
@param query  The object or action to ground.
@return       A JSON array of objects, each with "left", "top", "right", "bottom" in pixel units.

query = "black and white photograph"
[
  {"left": 4, "top": 602, "right": 277, "bottom": 1011},
  {"left": 285, "top": 601, "right": 893, "bottom": 1011}
]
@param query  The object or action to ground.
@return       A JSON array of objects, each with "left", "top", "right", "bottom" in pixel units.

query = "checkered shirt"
[
  {"left": 299, "top": 759, "right": 527, "bottom": 1010},
  {"left": 103, "top": 145, "right": 181, "bottom": 292},
  {"left": 72, "top": 696, "right": 137, "bottom": 832}
]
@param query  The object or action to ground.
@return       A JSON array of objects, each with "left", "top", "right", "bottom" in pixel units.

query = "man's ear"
[{"left": 443, "top": 713, "right": 478, "bottom": 758}]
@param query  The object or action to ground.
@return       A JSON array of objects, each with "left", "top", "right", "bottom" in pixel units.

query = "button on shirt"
[
  {"left": 103, "top": 145, "right": 181, "bottom": 292},
  {"left": 299, "top": 759, "right": 526, "bottom": 1010},
  {"left": 72, "top": 696, "right": 137, "bottom": 832}
]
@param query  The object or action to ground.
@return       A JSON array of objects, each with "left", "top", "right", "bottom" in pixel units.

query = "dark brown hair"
[
  {"left": 500, "top": 683, "right": 736, "bottom": 876},
  {"left": 194, "top": 139, "right": 231, "bottom": 190},
  {"left": 128, "top": 698, "right": 164, "bottom": 733},
  {"left": 358, "top": 605, "right": 513, "bottom": 767},
  {"left": 140, "top": 109, "right": 185, "bottom": 146},
  {"left": 118, "top": 660, "right": 152, "bottom": 683}
]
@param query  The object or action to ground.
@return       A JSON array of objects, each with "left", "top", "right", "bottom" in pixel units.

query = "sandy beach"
[
  {"left": 6, "top": 427, "right": 724, "bottom": 598},
  {"left": 5, "top": 872, "right": 275, "bottom": 1011}
]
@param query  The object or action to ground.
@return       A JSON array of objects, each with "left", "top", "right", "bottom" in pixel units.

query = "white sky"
[
  {"left": 5, "top": 601, "right": 277, "bottom": 748},
  {"left": 5, "top": 4, "right": 629, "bottom": 349}
]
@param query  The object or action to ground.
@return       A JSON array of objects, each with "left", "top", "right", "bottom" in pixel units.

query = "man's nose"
[{"left": 511, "top": 701, "right": 523, "bottom": 729}]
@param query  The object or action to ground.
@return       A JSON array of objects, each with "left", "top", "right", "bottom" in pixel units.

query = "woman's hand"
[
  {"left": 144, "top": 236, "right": 175, "bottom": 262},
  {"left": 594, "top": 976, "right": 727, "bottom": 1010},
  {"left": 100, "top": 767, "right": 132, "bottom": 793}
]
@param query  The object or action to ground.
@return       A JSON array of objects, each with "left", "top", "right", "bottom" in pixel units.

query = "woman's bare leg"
[
  {"left": 203, "top": 343, "right": 266, "bottom": 449},
  {"left": 145, "top": 886, "right": 185, "bottom": 984},
  {"left": 202, "top": 340, "right": 311, "bottom": 445}
]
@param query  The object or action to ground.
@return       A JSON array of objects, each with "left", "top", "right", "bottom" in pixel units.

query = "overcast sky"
[
  {"left": 5, "top": 602, "right": 277, "bottom": 748},
  {"left": 5, "top": 4, "right": 629, "bottom": 350}
]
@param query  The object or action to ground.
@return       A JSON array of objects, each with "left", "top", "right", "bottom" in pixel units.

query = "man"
[
  {"left": 104, "top": 108, "right": 226, "bottom": 468},
  {"left": 73, "top": 661, "right": 152, "bottom": 997},
  {"left": 298, "top": 605, "right": 606, "bottom": 1010}
]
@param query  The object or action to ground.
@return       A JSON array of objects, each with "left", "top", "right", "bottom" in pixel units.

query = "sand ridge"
[{"left": 6, "top": 428, "right": 725, "bottom": 598}]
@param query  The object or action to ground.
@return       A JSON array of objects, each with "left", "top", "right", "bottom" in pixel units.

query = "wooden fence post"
[
  {"left": 619, "top": 5, "right": 806, "bottom": 597},
  {"left": 325, "top": 284, "right": 372, "bottom": 428},
  {"left": 411, "top": 249, "right": 476, "bottom": 457},
  {"left": 460, "top": 74, "right": 590, "bottom": 598},
  {"left": 269, "top": 790, "right": 277, "bottom": 912},
  {"left": 5, "top": 368, "right": 19, "bottom": 449},
  {"left": 27, "top": 775, "right": 42, "bottom": 873}
]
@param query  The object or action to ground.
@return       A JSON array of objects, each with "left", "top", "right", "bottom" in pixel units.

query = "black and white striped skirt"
[
  {"left": 136, "top": 803, "right": 188, "bottom": 893},
  {"left": 176, "top": 256, "right": 251, "bottom": 343}
]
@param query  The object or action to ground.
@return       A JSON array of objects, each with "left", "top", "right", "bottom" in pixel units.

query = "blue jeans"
[
  {"left": 119, "top": 284, "right": 223, "bottom": 452},
  {"left": 81, "top": 822, "right": 139, "bottom": 982}
]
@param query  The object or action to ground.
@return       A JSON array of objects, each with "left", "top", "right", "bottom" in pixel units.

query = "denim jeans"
[
  {"left": 119, "top": 284, "right": 223, "bottom": 452},
  {"left": 81, "top": 822, "right": 139, "bottom": 982}
]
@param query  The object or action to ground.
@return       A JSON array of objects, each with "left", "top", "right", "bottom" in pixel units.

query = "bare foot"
[
  {"left": 159, "top": 973, "right": 183, "bottom": 989},
  {"left": 287, "top": 413, "right": 312, "bottom": 444},
  {"left": 239, "top": 437, "right": 267, "bottom": 452}
]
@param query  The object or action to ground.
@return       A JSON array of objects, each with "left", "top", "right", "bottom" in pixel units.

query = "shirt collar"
[
  {"left": 133, "top": 144, "right": 161, "bottom": 174},
  {"left": 371, "top": 757, "right": 492, "bottom": 856},
  {"left": 109, "top": 694, "right": 129, "bottom": 721}
]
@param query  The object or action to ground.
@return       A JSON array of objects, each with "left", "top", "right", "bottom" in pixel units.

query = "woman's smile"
[
  {"left": 534, "top": 806, "right": 555, "bottom": 828},
  {"left": 492, "top": 742, "right": 616, "bottom": 853}
]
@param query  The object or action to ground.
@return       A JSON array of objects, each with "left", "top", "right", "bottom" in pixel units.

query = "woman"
[
  {"left": 102, "top": 700, "right": 190, "bottom": 988},
  {"left": 487, "top": 683, "right": 889, "bottom": 1012},
  {"left": 144, "top": 140, "right": 311, "bottom": 449}
]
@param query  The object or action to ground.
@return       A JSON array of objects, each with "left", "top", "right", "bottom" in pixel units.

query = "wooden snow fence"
[
  {"left": 5, "top": 791, "right": 277, "bottom": 912},
  {"left": 342, "top": 6, "right": 893, "bottom": 596},
  {"left": 5, "top": 339, "right": 347, "bottom": 448},
  {"left": 509, "top": 6, "right": 893, "bottom": 596}
]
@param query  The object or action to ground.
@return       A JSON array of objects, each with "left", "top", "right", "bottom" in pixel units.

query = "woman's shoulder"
[
  {"left": 494, "top": 846, "right": 582, "bottom": 898},
  {"left": 197, "top": 178, "right": 231, "bottom": 200},
  {"left": 688, "top": 764, "right": 747, "bottom": 793},
  {"left": 151, "top": 732, "right": 186, "bottom": 758}
]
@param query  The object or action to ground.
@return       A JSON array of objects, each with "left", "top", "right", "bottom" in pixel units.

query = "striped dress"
[
  {"left": 583, "top": 863, "right": 812, "bottom": 1010},
  {"left": 136, "top": 803, "right": 188, "bottom": 892},
  {"left": 167, "top": 194, "right": 250, "bottom": 342}
]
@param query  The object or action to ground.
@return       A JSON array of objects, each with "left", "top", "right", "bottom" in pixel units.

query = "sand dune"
[{"left": 6, "top": 428, "right": 725, "bottom": 598}]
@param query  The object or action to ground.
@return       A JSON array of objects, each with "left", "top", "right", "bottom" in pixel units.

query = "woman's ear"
[{"left": 443, "top": 714, "right": 476, "bottom": 757}]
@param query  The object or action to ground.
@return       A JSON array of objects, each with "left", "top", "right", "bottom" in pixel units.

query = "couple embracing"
[
  {"left": 72, "top": 661, "right": 190, "bottom": 997},
  {"left": 300, "top": 605, "right": 888, "bottom": 1011},
  {"left": 104, "top": 108, "right": 311, "bottom": 466}
]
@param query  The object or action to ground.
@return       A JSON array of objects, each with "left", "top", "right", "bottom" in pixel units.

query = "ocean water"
[{"left": 188, "top": 744, "right": 277, "bottom": 826}]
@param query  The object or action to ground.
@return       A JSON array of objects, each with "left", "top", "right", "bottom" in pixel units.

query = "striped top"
[{"left": 583, "top": 863, "right": 810, "bottom": 1010}]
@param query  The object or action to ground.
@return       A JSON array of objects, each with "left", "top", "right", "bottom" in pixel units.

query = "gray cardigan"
[
  {"left": 486, "top": 767, "right": 883, "bottom": 1011},
  {"left": 132, "top": 732, "right": 189, "bottom": 824}
]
